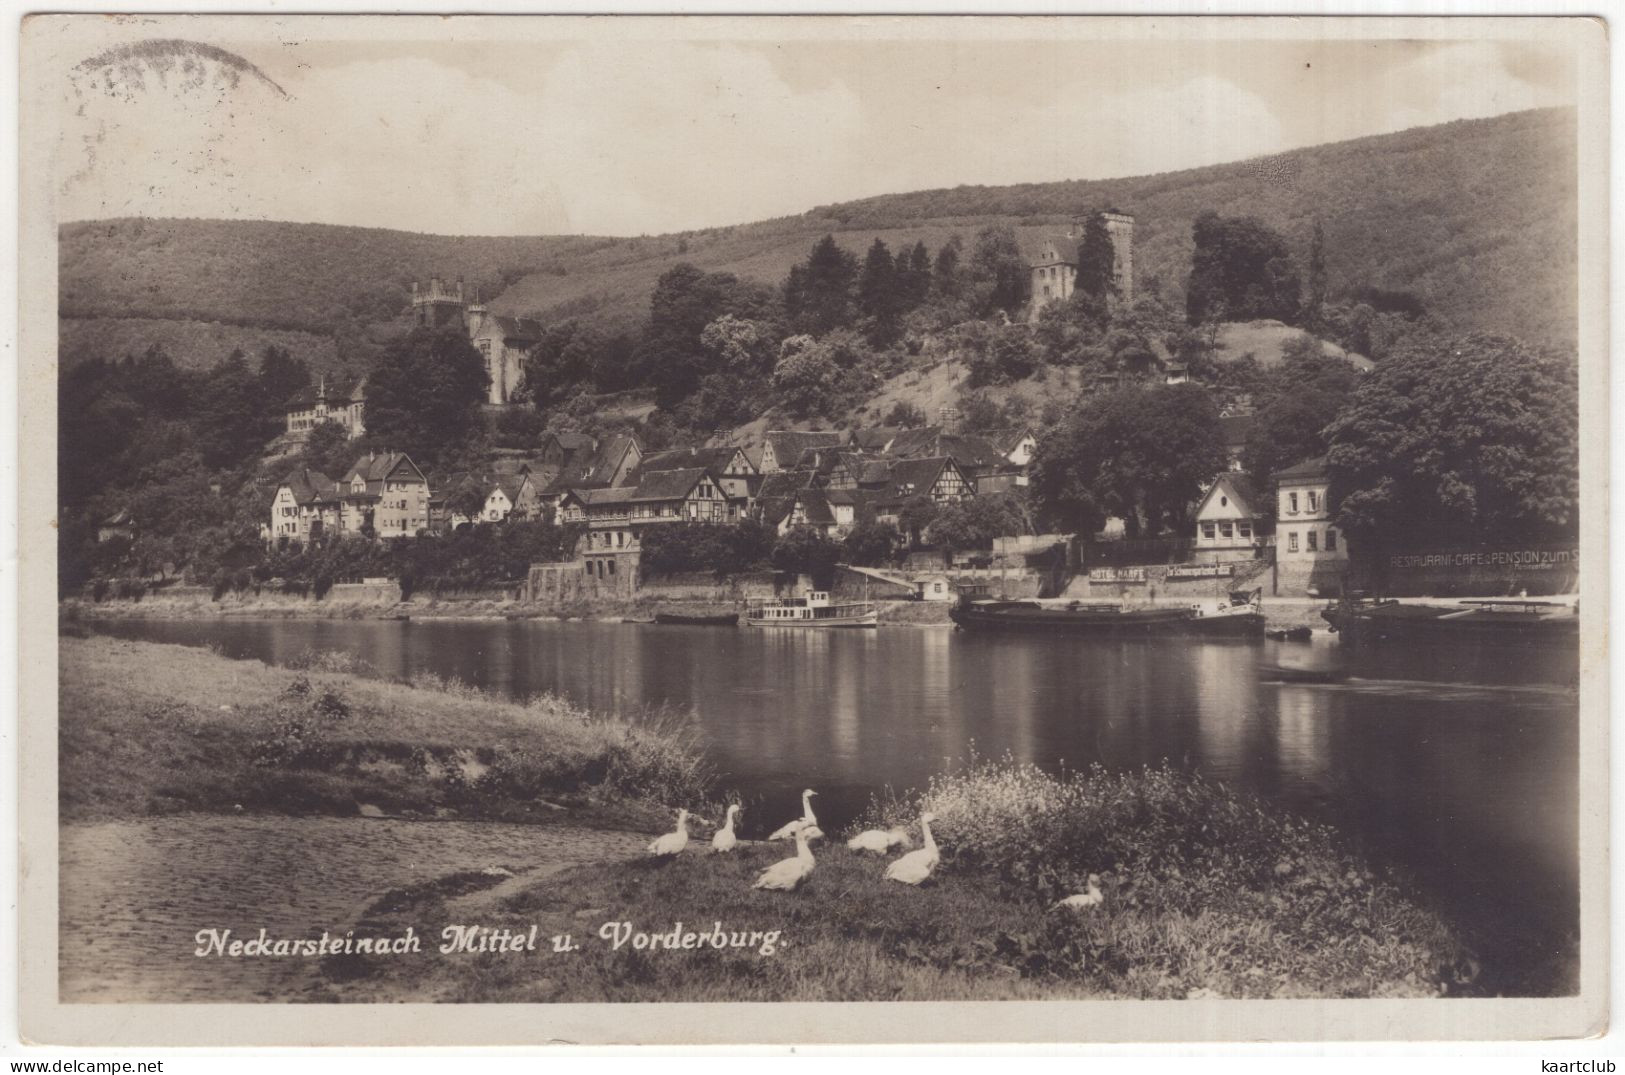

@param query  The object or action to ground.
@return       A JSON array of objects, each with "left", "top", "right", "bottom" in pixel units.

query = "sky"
[{"left": 52, "top": 25, "right": 1578, "bottom": 237}]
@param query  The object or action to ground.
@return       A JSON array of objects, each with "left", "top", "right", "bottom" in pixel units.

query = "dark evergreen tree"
[
  {"left": 363, "top": 327, "right": 490, "bottom": 463},
  {"left": 784, "top": 235, "right": 858, "bottom": 336},
  {"left": 1074, "top": 212, "right": 1117, "bottom": 301},
  {"left": 858, "top": 238, "right": 902, "bottom": 346},
  {"left": 1306, "top": 218, "right": 1328, "bottom": 327},
  {"left": 256, "top": 346, "right": 310, "bottom": 412}
]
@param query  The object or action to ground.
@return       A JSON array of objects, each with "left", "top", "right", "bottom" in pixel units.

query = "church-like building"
[
  {"left": 410, "top": 276, "right": 541, "bottom": 405},
  {"left": 1028, "top": 210, "right": 1135, "bottom": 316}
]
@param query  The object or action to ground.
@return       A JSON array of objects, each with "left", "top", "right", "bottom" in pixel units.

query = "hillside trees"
[
  {"left": 257, "top": 346, "right": 310, "bottom": 413},
  {"left": 1240, "top": 343, "right": 1362, "bottom": 501},
  {"left": 858, "top": 238, "right": 904, "bottom": 347},
  {"left": 785, "top": 235, "right": 859, "bottom": 336},
  {"left": 637, "top": 263, "right": 776, "bottom": 408},
  {"left": 520, "top": 319, "right": 609, "bottom": 406},
  {"left": 928, "top": 493, "right": 1031, "bottom": 550},
  {"left": 364, "top": 327, "right": 489, "bottom": 464},
  {"left": 969, "top": 225, "right": 1029, "bottom": 317},
  {"left": 194, "top": 350, "right": 270, "bottom": 469},
  {"left": 1324, "top": 334, "right": 1578, "bottom": 551},
  {"left": 842, "top": 521, "right": 902, "bottom": 567},
  {"left": 771, "top": 525, "right": 841, "bottom": 589},
  {"left": 771, "top": 335, "right": 843, "bottom": 418},
  {"left": 1185, "top": 211, "right": 1302, "bottom": 325},
  {"left": 1033, "top": 383, "right": 1226, "bottom": 538}
]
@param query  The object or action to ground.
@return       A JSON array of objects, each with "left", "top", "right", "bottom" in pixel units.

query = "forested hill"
[{"left": 59, "top": 107, "right": 1575, "bottom": 372}]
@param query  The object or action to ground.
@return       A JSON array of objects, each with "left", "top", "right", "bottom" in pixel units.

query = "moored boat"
[
  {"left": 653, "top": 612, "right": 740, "bottom": 627},
  {"left": 949, "top": 589, "right": 1264, "bottom": 637},
  {"left": 1322, "top": 594, "right": 1579, "bottom": 645},
  {"left": 746, "top": 591, "right": 878, "bottom": 628}
]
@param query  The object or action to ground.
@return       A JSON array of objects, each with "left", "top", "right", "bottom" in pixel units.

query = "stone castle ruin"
[{"left": 1029, "top": 210, "right": 1134, "bottom": 317}]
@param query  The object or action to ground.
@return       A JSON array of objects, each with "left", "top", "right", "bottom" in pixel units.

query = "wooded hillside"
[{"left": 58, "top": 107, "right": 1576, "bottom": 372}]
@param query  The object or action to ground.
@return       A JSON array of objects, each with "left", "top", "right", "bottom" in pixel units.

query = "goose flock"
[{"left": 646, "top": 788, "right": 1101, "bottom": 907}]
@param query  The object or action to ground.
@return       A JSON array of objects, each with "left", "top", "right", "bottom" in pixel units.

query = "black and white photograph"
[{"left": 13, "top": 12, "right": 1608, "bottom": 1047}]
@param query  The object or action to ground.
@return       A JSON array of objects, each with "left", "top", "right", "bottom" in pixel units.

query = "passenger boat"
[
  {"left": 949, "top": 589, "right": 1265, "bottom": 637},
  {"left": 653, "top": 612, "right": 740, "bottom": 627},
  {"left": 746, "top": 591, "right": 878, "bottom": 628},
  {"left": 1322, "top": 594, "right": 1579, "bottom": 645}
]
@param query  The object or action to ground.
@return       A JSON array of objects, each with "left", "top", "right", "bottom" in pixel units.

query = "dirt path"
[{"left": 59, "top": 815, "right": 645, "bottom": 1002}]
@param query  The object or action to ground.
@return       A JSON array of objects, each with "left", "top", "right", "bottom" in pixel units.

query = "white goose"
[
  {"left": 711, "top": 804, "right": 741, "bottom": 853},
  {"left": 753, "top": 821, "right": 816, "bottom": 891},
  {"left": 646, "top": 808, "right": 690, "bottom": 859},
  {"left": 1050, "top": 874, "right": 1105, "bottom": 911},
  {"left": 884, "top": 812, "right": 940, "bottom": 885},
  {"left": 846, "top": 826, "right": 912, "bottom": 854},
  {"left": 768, "top": 788, "right": 821, "bottom": 842}
]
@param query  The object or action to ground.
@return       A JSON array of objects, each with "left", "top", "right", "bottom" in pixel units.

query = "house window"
[
  {"left": 1288, "top": 492, "right": 1299, "bottom": 514},
  {"left": 1201, "top": 522, "right": 1216, "bottom": 540},
  {"left": 1326, "top": 529, "right": 1338, "bottom": 552},
  {"left": 1307, "top": 531, "right": 1318, "bottom": 552},
  {"left": 1288, "top": 531, "right": 1299, "bottom": 553},
  {"left": 1219, "top": 521, "right": 1233, "bottom": 538},
  {"left": 1308, "top": 491, "right": 1319, "bottom": 513},
  {"left": 1238, "top": 522, "right": 1252, "bottom": 539},
  {"left": 608, "top": 560, "right": 616, "bottom": 576}
]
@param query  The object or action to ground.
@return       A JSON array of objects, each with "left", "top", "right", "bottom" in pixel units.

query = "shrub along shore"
[{"left": 61, "top": 633, "right": 1476, "bottom": 1000}]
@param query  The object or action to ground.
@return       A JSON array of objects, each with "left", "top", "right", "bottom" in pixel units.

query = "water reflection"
[{"left": 96, "top": 616, "right": 1577, "bottom": 984}]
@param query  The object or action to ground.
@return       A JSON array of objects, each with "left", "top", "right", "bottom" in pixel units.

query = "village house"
[
  {"left": 1274, "top": 456, "right": 1348, "bottom": 596},
  {"left": 539, "top": 433, "right": 644, "bottom": 515},
  {"left": 531, "top": 431, "right": 598, "bottom": 490},
  {"left": 481, "top": 470, "right": 543, "bottom": 524},
  {"left": 283, "top": 376, "right": 366, "bottom": 440},
  {"left": 776, "top": 489, "right": 839, "bottom": 537},
  {"left": 823, "top": 454, "right": 893, "bottom": 494},
  {"left": 846, "top": 427, "right": 902, "bottom": 453},
  {"left": 759, "top": 430, "right": 843, "bottom": 473},
  {"left": 338, "top": 451, "right": 430, "bottom": 539},
  {"left": 567, "top": 467, "right": 741, "bottom": 584},
  {"left": 873, "top": 456, "right": 972, "bottom": 528},
  {"left": 1191, "top": 473, "right": 1265, "bottom": 563},
  {"left": 269, "top": 467, "right": 339, "bottom": 545},
  {"left": 637, "top": 445, "right": 758, "bottom": 502}
]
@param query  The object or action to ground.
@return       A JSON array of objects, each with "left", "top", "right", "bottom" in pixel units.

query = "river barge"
[
  {"left": 1322, "top": 594, "right": 1579, "bottom": 645},
  {"left": 653, "top": 612, "right": 740, "bottom": 627},
  {"left": 746, "top": 591, "right": 878, "bottom": 628},
  {"left": 949, "top": 590, "right": 1264, "bottom": 637}
]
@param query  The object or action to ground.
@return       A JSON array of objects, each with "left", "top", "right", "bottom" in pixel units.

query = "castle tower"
[
  {"left": 411, "top": 275, "right": 467, "bottom": 329},
  {"left": 1101, "top": 210, "right": 1135, "bottom": 305}
]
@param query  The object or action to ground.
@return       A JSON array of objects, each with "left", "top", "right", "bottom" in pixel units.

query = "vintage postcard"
[{"left": 15, "top": 13, "right": 1609, "bottom": 1046}]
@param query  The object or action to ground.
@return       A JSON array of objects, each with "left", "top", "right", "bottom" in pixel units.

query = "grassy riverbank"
[
  {"left": 60, "top": 634, "right": 1476, "bottom": 1001},
  {"left": 341, "top": 760, "right": 1470, "bottom": 1002},
  {"left": 60, "top": 636, "right": 709, "bottom": 824}
]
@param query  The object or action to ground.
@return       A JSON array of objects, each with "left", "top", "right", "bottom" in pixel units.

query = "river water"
[{"left": 97, "top": 617, "right": 1579, "bottom": 990}]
